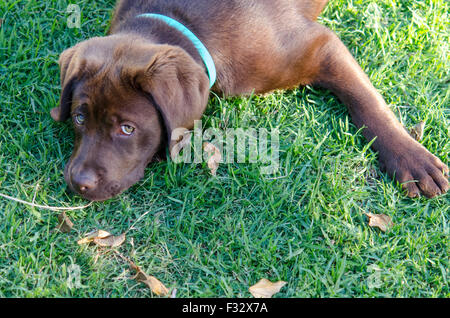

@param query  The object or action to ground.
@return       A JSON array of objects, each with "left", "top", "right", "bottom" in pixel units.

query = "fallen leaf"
[
  {"left": 409, "top": 121, "right": 425, "bottom": 141},
  {"left": 93, "top": 233, "right": 126, "bottom": 247},
  {"left": 364, "top": 212, "right": 393, "bottom": 232},
  {"left": 141, "top": 275, "right": 170, "bottom": 296},
  {"left": 77, "top": 229, "right": 111, "bottom": 245},
  {"left": 203, "top": 142, "right": 221, "bottom": 176},
  {"left": 129, "top": 261, "right": 169, "bottom": 297},
  {"left": 57, "top": 211, "right": 73, "bottom": 233},
  {"left": 249, "top": 278, "right": 286, "bottom": 298}
]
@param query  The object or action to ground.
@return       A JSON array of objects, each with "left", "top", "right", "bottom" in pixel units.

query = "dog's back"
[{"left": 109, "top": 0, "right": 329, "bottom": 94}]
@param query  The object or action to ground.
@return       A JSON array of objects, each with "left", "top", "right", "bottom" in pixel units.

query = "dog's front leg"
[{"left": 301, "top": 24, "right": 448, "bottom": 198}]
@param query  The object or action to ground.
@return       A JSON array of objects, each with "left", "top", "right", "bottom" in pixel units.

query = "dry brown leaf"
[
  {"left": 249, "top": 278, "right": 287, "bottom": 298},
  {"left": 410, "top": 121, "right": 425, "bottom": 141},
  {"left": 93, "top": 233, "right": 126, "bottom": 247},
  {"left": 57, "top": 211, "right": 74, "bottom": 233},
  {"left": 129, "top": 261, "right": 169, "bottom": 297},
  {"left": 364, "top": 212, "right": 393, "bottom": 232},
  {"left": 203, "top": 142, "right": 221, "bottom": 176},
  {"left": 141, "top": 276, "right": 170, "bottom": 296},
  {"left": 77, "top": 229, "right": 111, "bottom": 245}
]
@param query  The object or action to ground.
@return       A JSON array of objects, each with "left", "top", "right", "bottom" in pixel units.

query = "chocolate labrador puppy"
[{"left": 51, "top": 0, "right": 448, "bottom": 201}]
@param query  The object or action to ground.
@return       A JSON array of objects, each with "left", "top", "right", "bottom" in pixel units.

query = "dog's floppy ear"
[
  {"left": 51, "top": 46, "right": 79, "bottom": 122},
  {"left": 135, "top": 46, "right": 210, "bottom": 148}
]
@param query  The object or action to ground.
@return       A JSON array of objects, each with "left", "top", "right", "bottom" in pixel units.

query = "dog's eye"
[
  {"left": 74, "top": 114, "right": 85, "bottom": 125},
  {"left": 120, "top": 124, "right": 135, "bottom": 136}
]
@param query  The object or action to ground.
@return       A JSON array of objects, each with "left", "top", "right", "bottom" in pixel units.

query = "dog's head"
[{"left": 51, "top": 35, "right": 209, "bottom": 201}]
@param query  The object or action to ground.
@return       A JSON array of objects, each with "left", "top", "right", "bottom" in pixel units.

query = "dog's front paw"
[{"left": 380, "top": 142, "right": 449, "bottom": 198}]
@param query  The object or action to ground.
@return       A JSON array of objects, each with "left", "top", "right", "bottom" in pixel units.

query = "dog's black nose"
[{"left": 72, "top": 170, "right": 98, "bottom": 193}]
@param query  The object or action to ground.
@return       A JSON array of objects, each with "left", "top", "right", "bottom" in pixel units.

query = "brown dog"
[{"left": 51, "top": 0, "right": 448, "bottom": 201}]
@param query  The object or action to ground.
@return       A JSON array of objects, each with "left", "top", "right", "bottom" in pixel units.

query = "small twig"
[{"left": 0, "top": 193, "right": 93, "bottom": 211}]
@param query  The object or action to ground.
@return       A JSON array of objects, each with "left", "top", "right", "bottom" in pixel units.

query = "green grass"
[{"left": 0, "top": 0, "right": 448, "bottom": 298}]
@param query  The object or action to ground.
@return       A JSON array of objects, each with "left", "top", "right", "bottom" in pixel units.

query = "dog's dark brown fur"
[{"left": 52, "top": 0, "right": 448, "bottom": 201}]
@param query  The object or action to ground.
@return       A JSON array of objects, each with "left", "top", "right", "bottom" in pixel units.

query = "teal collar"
[{"left": 137, "top": 13, "right": 216, "bottom": 88}]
